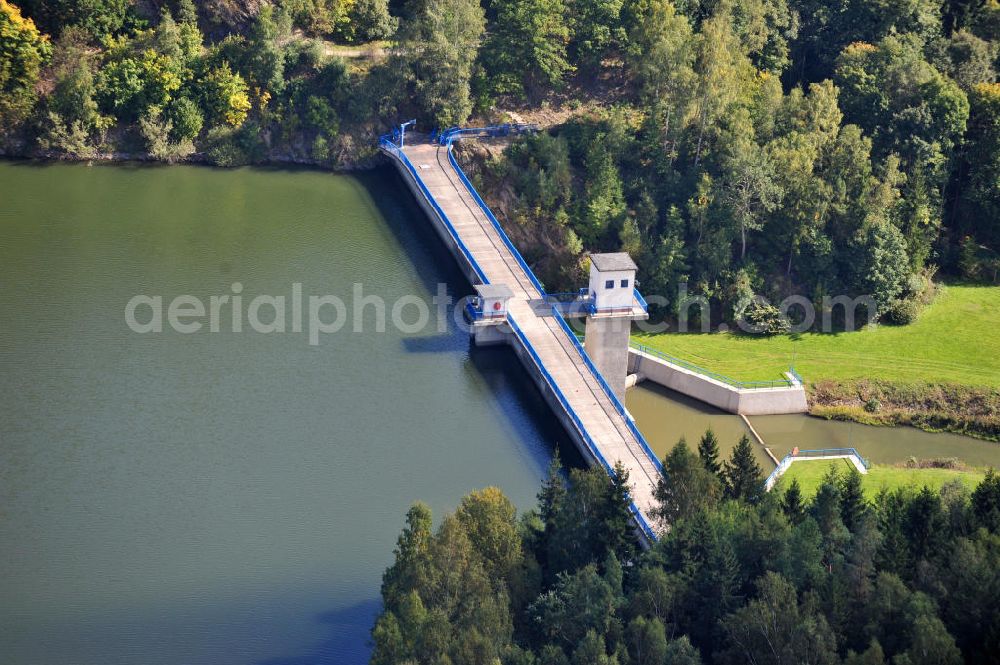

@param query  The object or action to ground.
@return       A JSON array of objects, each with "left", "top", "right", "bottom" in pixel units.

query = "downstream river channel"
[
  {"left": 627, "top": 382, "right": 1000, "bottom": 469},
  {"left": 0, "top": 162, "right": 569, "bottom": 664}
]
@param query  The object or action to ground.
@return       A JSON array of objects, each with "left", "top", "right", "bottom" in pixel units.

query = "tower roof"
[
  {"left": 589, "top": 252, "right": 637, "bottom": 272},
  {"left": 474, "top": 283, "right": 514, "bottom": 298}
]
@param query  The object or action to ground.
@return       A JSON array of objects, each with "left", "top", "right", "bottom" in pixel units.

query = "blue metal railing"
[
  {"left": 379, "top": 135, "right": 490, "bottom": 285},
  {"left": 398, "top": 124, "right": 662, "bottom": 473},
  {"left": 543, "top": 289, "right": 648, "bottom": 315},
  {"left": 543, "top": 290, "right": 592, "bottom": 316},
  {"left": 543, "top": 289, "right": 590, "bottom": 303},
  {"left": 794, "top": 447, "right": 871, "bottom": 469},
  {"left": 549, "top": 306, "right": 664, "bottom": 476},
  {"left": 508, "top": 315, "right": 658, "bottom": 542},
  {"left": 763, "top": 456, "right": 793, "bottom": 491},
  {"left": 763, "top": 447, "right": 871, "bottom": 490},
  {"left": 633, "top": 289, "right": 649, "bottom": 313},
  {"left": 437, "top": 123, "right": 538, "bottom": 145},
  {"left": 629, "top": 342, "right": 795, "bottom": 389},
  {"left": 442, "top": 139, "right": 546, "bottom": 295},
  {"left": 465, "top": 302, "right": 484, "bottom": 321}
]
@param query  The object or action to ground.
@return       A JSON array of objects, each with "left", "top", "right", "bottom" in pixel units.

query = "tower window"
[
  {"left": 620, "top": 279, "right": 629, "bottom": 288},
  {"left": 605, "top": 280, "right": 615, "bottom": 289}
]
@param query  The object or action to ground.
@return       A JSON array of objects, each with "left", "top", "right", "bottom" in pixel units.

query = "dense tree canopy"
[
  {"left": 0, "top": 0, "right": 50, "bottom": 128},
  {"left": 0, "top": 0, "right": 998, "bottom": 310},
  {"left": 372, "top": 433, "right": 1000, "bottom": 664}
]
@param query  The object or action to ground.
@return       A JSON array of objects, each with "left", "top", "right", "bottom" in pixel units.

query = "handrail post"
[{"left": 399, "top": 119, "right": 416, "bottom": 148}]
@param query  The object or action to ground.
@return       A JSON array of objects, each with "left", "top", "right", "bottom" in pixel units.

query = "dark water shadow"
[
  {"left": 356, "top": 165, "right": 473, "bottom": 300},
  {"left": 256, "top": 598, "right": 381, "bottom": 665},
  {"left": 635, "top": 380, "right": 731, "bottom": 416},
  {"left": 356, "top": 164, "right": 591, "bottom": 473},
  {"left": 470, "top": 341, "right": 587, "bottom": 471},
  {"left": 399, "top": 334, "right": 462, "bottom": 353},
  {"left": 356, "top": 166, "right": 483, "bottom": 359}
]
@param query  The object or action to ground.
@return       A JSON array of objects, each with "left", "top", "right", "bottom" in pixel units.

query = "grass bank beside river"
[
  {"left": 780, "top": 458, "right": 988, "bottom": 497},
  {"left": 633, "top": 284, "right": 1000, "bottom": 441}
]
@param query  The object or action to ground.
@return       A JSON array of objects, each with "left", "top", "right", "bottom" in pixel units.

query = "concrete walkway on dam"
[{"left": 384, "top": 135, "right": 663, "bottom": 540}]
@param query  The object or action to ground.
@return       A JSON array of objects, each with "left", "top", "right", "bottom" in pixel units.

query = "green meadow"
[
  {"left": 777, "top": 458, "right": 987, "bottom": 498},
  {"left": 633, "top": 284, "right": 1000, "bottom": 388}
]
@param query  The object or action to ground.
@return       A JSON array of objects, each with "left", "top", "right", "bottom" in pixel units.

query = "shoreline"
[
  {"left": 808, "top": 378, "right": 1000, "bottom": 443},
  {"left": 0, "top": 148, "right": 383, "bottom": 171},
  {"left": 0, "top": 122, "right": 387, "bottom": 171}
]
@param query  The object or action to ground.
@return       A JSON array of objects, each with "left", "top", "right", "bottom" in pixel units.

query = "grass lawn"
[
  {"left": 632, "top": 284, "right": 1000, "bottom": 388},
  {"left": 777, "top": 458, "right": 987, "bottom": 498}
]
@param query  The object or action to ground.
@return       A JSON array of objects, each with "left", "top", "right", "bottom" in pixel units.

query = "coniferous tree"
[
  {"left": 697, "top": 428, "right": 722, "bottom": 476},
  {"left": 723, "top": 434, "right": 764, "bottom": 503},
  {"left": 812, "top": 480, "right": 851, "bottom": 571},
  {"left": 840, "top": 467, "right": 867, "bottom": 532},
  {"left": 971, "top": 468, "right": 1000, "bottom": 532},
  {"left": 683, "top": 514, "right": 742, "bottom": 650},
  {"left": 654, "top": 437, "right": 720, "bottom": 525},
  {"left": 539, "top": 450, "right": 567, "bottom": 534},
  {"left": 874, "top": 487, "right": 912, "bottom": 576},
  {"left": 607, "top": 460, "right": 638, "bottom": 564},
  {"left": 372, "top": 466, "right": 1000, "bottom": 663},
  {"left": 905, "top": 486, "right": 946, "bottom": 563},
  {"left": 782, "top": 477, "right": 806, "bottom": 524}
]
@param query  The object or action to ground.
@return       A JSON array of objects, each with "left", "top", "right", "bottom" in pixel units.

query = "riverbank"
[
  {"left": 632, "top": 284, "right": 1000, "bottom": 441},
  {"left": 809, "top": 379, "right": 1000, "bottom": 442},
  {"left": 780, "top": 458, "right": 988, "bottom": 497},
  {"left": 0, "top": 136, "right": 382, "bottom": 171}
]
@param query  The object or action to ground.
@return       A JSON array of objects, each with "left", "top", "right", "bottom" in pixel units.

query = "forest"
[
  {"left": 0, "top": 0, "right": 997, "bottom": 321},
  {"left": 370, "top": 433, "right": 1000, "bottom": 665}
]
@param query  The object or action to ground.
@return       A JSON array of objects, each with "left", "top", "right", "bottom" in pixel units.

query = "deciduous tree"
[{"left": 0, "top": 0, "right": 50, "bottom": 129}]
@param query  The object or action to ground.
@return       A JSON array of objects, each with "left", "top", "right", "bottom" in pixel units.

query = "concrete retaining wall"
[{"left": 628, "top": 348, "right": 808, "bottom": 415}]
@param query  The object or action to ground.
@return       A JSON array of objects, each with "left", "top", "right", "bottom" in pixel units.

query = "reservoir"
[
  {"left": 0, "top": 161, "right": 566, "bottom": 664},
  {"left": 3, "top": 160, "right": 997, "bottom": 665}
]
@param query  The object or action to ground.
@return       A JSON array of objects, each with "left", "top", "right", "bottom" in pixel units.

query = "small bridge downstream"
[{"left": 380, "top": 126, "right": 663, "bottom": 542}]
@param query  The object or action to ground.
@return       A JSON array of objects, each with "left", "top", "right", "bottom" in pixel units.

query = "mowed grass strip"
[
  {"left": 632, "top": 284, "right": 1000, "bottom": 388},
  {"left": 776, "top": 458, "right": 987, "bottom": 498}
]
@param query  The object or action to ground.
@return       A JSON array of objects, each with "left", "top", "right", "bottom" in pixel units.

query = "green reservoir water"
[
  {"left": 0, "top": 161, "right": 568, "bottom": 665},
  {"left": 6, "top": 160, "right": 998, "bottom": 665},
  {"left": 627, "top": 382, "right": 1000, "bottom": 470}
]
